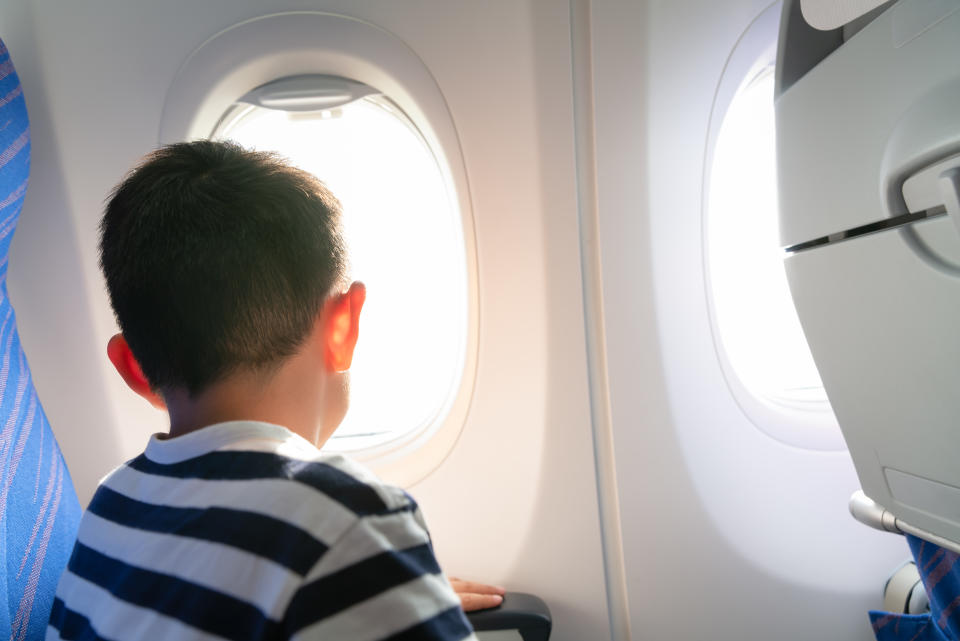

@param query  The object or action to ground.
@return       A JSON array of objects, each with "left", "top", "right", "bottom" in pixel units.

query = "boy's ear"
[
  {"left": 323, "top": 281, "right": 366, "bottom": 372},
  {"left": 107, "top": 334, "right": 166, "bottom": 410}
]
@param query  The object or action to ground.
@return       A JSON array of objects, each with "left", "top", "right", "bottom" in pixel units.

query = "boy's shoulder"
[
  {"left": 94, "top": 422, "right": 419, "bottom": 553},
  {"left": 56, "top": 423, "right": 470, "bottom": 641},
  {"left": 266, "top": 434, "right": 414, "bottom": 514},
  {"left": 87, "top": 426, "right": 429, "bottom": 576},
  {"left": 266, "top": 447, "right": 416, "bottom": 520}
]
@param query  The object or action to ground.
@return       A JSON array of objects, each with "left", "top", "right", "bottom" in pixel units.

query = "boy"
[{"left": 48, "top": 141, "right": 500, "bottom": 640}]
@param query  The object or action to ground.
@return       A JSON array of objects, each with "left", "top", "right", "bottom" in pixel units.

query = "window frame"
[
  {"left": 159, "top": 11, "right": 480, "bottom": 484},
  {"left": 700, "top": 0, "right": 846, "bottom": 451}
]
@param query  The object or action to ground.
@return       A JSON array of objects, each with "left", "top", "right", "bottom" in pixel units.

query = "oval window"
[
  {"left": 213, "top": 75, "right": 468, "bottom": 452},
  {"left": 706, "top": 55, "right": 841, "bottom": 447}
]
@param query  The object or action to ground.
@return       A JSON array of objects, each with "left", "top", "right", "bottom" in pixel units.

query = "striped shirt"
[{"left": 47, "top": 421, "right": 477, "bottom": 641}]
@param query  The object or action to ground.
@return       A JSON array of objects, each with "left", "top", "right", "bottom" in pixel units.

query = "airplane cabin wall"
[
  {"left": 0, "top": 1, "right": 611, "bottom": 640},
  {"left": 589, "top": 0, "right": 910, "bottom": 638},
  {"left": 0, "top": 0, "right": 923, "bottom": 639}
]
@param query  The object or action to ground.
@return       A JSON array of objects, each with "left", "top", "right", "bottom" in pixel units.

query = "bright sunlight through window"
[
  {"left": 707, "top": 68, "right": 831, "bottom": 411},
  {"left": 214, "top": 84, "right": 467, "bottom": 452}
]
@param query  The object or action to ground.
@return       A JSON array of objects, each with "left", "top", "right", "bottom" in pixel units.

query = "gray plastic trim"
[
  {"left": 238, "top": 74, "right": 378, "bottom": 112},
  {"left": 775, "top": 0, "right": 843, "bottom": 98}
]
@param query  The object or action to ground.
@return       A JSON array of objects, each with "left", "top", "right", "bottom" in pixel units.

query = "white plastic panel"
[
  {"left": 786, "top": 226, "right": 960, "bottom": 544},
  {"left": 903, "top": 153, "right": 960, "bottom": 212},
  {"left": 777, "top": 0, "right": 960, "bottom": 248},
  {"left": 781, "top": 0, "right": 960, "bottom": 548}
]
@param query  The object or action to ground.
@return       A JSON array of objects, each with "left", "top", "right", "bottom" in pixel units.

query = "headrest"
[
  {"left": 0, "top": 36, "right": 82, "bottom": 641},
  {"left": 0, "top": 38, "right": 29, "bottom": 270}
]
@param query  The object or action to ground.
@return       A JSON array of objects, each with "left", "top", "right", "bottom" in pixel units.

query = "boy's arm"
[{"left": 282, "top": 504, "right": 478, "bottom": 641}]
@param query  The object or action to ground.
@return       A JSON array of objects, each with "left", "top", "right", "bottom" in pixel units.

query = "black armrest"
[{"left": 466, "top": 592, "right": 551, "bottom": 641}]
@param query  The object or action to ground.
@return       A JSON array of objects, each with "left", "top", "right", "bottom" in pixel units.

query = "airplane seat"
[
  {"left": 0, "top": 36, "right": 82, "bottom": 641},
  {"left": 871, "top": 534, "right": 960, "bottom": 641},
  {"left": 776, "top": 1, "right": 960, "bottom": 639}
]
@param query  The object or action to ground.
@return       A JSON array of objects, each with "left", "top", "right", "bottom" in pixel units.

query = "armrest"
[{"left": 466, "top": 592, "right": 552, "bottom": 641}]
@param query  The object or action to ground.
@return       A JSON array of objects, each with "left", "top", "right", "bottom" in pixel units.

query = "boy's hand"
[{"left": 449, "top": 578, "right": 506, "bottom": 612}]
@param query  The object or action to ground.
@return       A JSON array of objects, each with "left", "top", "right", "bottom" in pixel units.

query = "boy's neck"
[{"left": 162, "top": 348, "right": 338, "bottom": 448}]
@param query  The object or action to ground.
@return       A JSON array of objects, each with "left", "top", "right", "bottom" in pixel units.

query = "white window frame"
[
  {"left": 159, "top": 11, "right": 479, "bottom": 486},
  {"left": 701, "top": 0, "right": 845, "bottom": 451}
]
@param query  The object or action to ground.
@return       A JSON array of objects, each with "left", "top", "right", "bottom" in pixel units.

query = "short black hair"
[{"left": 100, "top": 140, "right": 346, "bottom": 395}]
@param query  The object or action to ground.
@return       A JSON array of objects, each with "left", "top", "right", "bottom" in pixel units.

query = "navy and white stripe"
[{"left": 47, "top": 421, "right": 475, "bottom": 641}]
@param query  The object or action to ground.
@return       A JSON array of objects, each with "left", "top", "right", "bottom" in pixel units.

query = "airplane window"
[
  {"left": 706, "top": 66, "right": 839, "bottom": 428},
  {"left": 212, "top": 78, "right": 468, "bottom": 453}
]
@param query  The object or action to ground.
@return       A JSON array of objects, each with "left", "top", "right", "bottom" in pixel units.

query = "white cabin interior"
[{"left": 1, "top": 0, "right": 934, "bottom": 639}]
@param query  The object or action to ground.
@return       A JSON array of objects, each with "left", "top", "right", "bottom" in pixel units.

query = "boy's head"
[{"left": 100, "top": 140, "right": 359, "bottom": 411}]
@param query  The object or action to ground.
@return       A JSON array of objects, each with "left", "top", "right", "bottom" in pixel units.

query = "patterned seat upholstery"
[
  {"left": 870, "top": 534, "right": 960, "bottom": 641},
  {"left": 0, "top": 38, "right": 82, "bottom": 641},
  {"left": 871, "top": 535, "right": 960, "bottom": 641}
]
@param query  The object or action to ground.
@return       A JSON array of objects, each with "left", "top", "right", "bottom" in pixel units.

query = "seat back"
[{"left": 0, "top": 38, "right": 82, "bottom": 641}]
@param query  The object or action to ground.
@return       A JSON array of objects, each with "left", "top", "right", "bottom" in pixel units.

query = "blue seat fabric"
[
  {"left": 872, "top": 534, "right": 960, "bottom": 641},
  {"left": 0, "top": 37, "right": 82, "bottom": 641}
]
